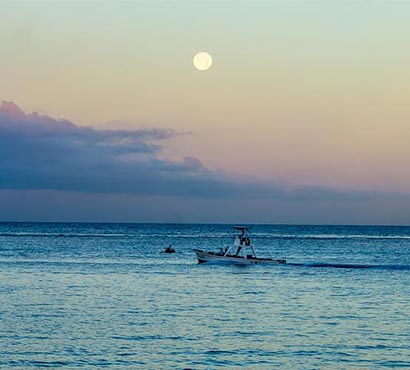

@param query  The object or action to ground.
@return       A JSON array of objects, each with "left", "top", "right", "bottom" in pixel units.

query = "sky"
[{"left": 1, "top": 1, "right": 410, "bottom": 224}]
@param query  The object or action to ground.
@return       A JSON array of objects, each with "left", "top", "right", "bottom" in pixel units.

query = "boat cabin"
[{"left": 223, "top": 226, "right": 257, "bottom": 258}]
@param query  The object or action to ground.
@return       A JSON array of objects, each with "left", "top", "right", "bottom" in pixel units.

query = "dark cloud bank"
[{"left": 1, "top": 101, "right": 409, "bottom": 223}]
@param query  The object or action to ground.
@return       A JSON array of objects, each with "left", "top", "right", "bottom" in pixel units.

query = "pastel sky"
[{"left": 1, "top": 1, "right": 410, "bottom": 224}]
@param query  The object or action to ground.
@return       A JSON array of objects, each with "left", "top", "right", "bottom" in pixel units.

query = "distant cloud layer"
[
  {"left": 0, "top": 101, "right": 212, "bottom": 195},
  {"left": 0, "top": 101, "right": 406, "bottom": 203},
  {"left": 0, "top": 101, "right": 271, "bottom": 198}
]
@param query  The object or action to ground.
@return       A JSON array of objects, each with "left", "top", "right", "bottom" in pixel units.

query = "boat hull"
[{"left": 193, "top": 249, "right": 286, "bottom": 265}]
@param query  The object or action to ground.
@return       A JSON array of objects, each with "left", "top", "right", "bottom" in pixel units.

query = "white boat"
[{"left": 193, "top": 226, "right": 286, "bottom": 265}]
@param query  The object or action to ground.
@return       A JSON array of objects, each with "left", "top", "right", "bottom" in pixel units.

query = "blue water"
[{"left": 1, "top": 223, "right": 410, "bottom": 368}]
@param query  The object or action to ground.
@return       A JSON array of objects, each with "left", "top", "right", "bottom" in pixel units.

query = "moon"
[{"left": 193, "top": 52, "right": 213, "bottom": 71}]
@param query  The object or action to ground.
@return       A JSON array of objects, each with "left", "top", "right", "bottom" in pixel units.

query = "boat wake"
[
  {"left": 288, "top": 262, "right": 410, "bottom": 270},
  {"left": 256, "top": 233, "right": 410, "bottom": 240}
]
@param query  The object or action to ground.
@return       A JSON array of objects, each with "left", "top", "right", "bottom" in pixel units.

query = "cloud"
[
  {"left": 0, "top": 101, "right": 214, "bottom": 195},
  {"left": 0, "top": 101, "right": 405, "bottom": 204},
  {"left": 1, "top": 101, "right": 276, "bottom": 197}
]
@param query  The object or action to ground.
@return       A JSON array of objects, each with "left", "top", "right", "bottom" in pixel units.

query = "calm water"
[{"left": 1, "top": 223, "right": 410, "bottom": 368}]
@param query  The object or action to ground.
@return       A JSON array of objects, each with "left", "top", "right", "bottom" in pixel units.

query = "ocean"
[{"left": 1, "top": 222, "right": 410, "bottom": 368}]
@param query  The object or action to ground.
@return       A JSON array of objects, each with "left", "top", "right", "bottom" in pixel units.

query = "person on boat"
[
  {"left": 218, "top": 248, "right": 224, "bottom": 255},
  {"left": 236, "top": 246, "right": 242, "bottom": 256},
  {"left": 239, "top": 228, "right": 246, "bottom": 244}
]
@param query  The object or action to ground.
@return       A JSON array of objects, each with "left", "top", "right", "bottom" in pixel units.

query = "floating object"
[
  {"left": 193, "top": 226, "right": 286, "bottom": 265},
  {"left": 163, "top": 245, "right": 176, "bottom": 254}
]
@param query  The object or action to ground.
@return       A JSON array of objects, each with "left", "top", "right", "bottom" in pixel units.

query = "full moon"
[{"left": 193, "top": 52, "right": 213, "bottom": 71}]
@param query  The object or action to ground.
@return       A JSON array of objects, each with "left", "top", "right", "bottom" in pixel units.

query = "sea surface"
[{"left": 1, "top": 223, "right": 410, "bottom": 369}]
